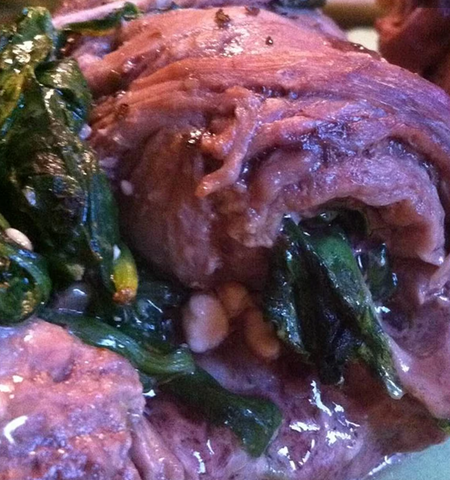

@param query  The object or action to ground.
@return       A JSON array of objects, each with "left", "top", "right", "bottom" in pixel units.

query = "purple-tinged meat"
[
  {"left": 53, "top": 0, "right": 344, "bottom": 74},
  {"left": 71, "top": 7, "right": 345, "bottom": 96},
  {"left": 0, "top": 320, "right": 183, "bottom": 480},
  {"left": 87, "top": 6, "right": 450, "bottom": 286},
  {"left": 146, "top": 338, "right": 444, "bottom": 480},
  {"left": 0, "top": 320, "right": 440, "bottom": 480},
  {"left": 377, "top": 0, "right": 450, "bottom": 93}
]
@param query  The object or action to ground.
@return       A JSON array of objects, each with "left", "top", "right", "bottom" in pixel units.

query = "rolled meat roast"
[
  {"left": 2, "top": 1, "right": 450, "bottom": 479},
  {"left": 77, "top": 0, "right": 450, "bottom": 415}
]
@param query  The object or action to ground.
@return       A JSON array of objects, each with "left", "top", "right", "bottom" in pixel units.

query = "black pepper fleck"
[
  {"left": 215, "top": 9, "right": 231, "bottom": 28},
  {"left": 266, "top": 36, "right": 274, "bottom": 46},
  {"left": 116, "top": 103, "right": 130, "bottom": 119},
  {"left": 245, "top": 6, "right": 260, "bottom": 16}
]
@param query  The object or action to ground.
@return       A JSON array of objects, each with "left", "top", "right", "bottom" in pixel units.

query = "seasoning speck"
[
  {"left": 245, "top": 6, "right": 260, "bottom": 16},
  {"left": 266, "top": 36, "right": 274, "bottom": 46},
  {"left": 116, "top": 103, "right": 130, "bottom": 120},
  {"left": 215, "top": 9, "right": 231, "bottom": 28}
]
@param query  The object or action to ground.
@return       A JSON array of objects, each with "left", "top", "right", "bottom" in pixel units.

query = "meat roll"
[
  {"left": 60, "top": 0, "right": 450, "bottom": 418},
  {"left": 7, "top": 1, "right": 446, "bottom": 478}
]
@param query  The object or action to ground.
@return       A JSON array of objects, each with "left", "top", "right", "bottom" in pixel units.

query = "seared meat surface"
[
  {"left": 84, "top": 5, "right": 450, "bottom": 296},
  {"left": 0, "top": 320, "right": 182, "bottom": 480}
]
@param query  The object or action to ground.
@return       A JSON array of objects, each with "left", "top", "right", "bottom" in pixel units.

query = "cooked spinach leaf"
[
  {"left": 264, "top": 230, "right": 307, "bottom": 356},
  {"left": 36, "top": 58, "right": 92, "bottom": 133},
  {"left": 63, "top": 2, "right": 141, "bottom": 36},
  {"left": 47, "top": 274, "right": 281, "bottom": 457},
  {"left": 0, "top": 214, "right": 51, "bottom": 324},
  {"left": 0, "top": 8, "right": 137, "bottom": 303},
  {"left": 265, "top": 217, "right": 402, "bottom": 398},
  {"left": 0, "top": 8, "right": 55, "bottom": 138},
  {"left": 42, "top": 309, "right": 195, "bottom": 378},
  {"left": 89, "top": 272, "right": 187, "bottom": 351},
  {"left": 163, "top": 368, "right": 282, "bottom": 457},
  {"left": 357, "top": 244, "right": 398, "bottom": 303}
]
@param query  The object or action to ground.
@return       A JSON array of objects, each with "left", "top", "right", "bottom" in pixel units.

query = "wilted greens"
[
  {"left": 46, "top": 274, "right": 282, "bottom": 457},
  {"left": 264, "top": 216, "right": 402, "bottom": 398},
  {"left": 0, "top": 214, "right": 51, "bottom": 324},
  {"left": 42, "top": 309, "right": 195, "bottom": 378},
  {"left": 164, "top": 368, "right": 282, "bottom": 457},
  {"left": 63, "top": 2, "right": 141, "bottom": 36},
  {"left": 0, "top": 7, "right": 137, "bottom": 302}
]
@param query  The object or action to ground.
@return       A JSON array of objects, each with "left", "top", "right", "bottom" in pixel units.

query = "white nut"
[
  {"left": 216, "top": 282, "right": 253, "bottom": 319},
  {"left": 120, "top": 180, "right": 134, "bottom": 196},
  {"left": 183, "top": 293, "right": 230, "bottom": 354},
  {"left": 5, "top": 228, "right": 33, "bottom": 251},
  {"left": 244, "top": 308, "right": 281, "bottom": 361}
]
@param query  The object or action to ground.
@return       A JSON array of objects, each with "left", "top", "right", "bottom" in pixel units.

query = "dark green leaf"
[
  {"left": 63, "top": 2, "right": 141, "bottom": 36},
  {"left": 357, "top": 243, "right": 398, "bottom": 303},
  {"left": 296, "top": 222, "right": 403, "bottom": 397},
  {"left": 0, "top": 215, "right": 51, "bottom": 324},
  {"left": 0, "top": 8, "right": 56, "bottom": 137},
  {"left": 266, "top": 217, "right": 402, "bottom": 397},
  {"left": 90, "top": 273, "right": 187, "bottom": 351},
  {"left": 36, "top": 58, "right": 92, "bottom": 134},
  {"left": 0, "top": 14, "right": 131, "bottom": 301},
  {"left": 42, "top": 309, "right": 195, "bottom": 377},
  {"left": 283, "top": 219, "right": 361, "bottom": 384},
  {"left": 163, "top": 368, "right": 282, "bottom": 457},
  {"left": 264, "top": 231, "right": 307, "bottom": 355}
]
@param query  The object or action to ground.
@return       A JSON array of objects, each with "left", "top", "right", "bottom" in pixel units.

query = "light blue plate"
[{"left": 372, "top": 440, "right": 450, "bottom": 480}]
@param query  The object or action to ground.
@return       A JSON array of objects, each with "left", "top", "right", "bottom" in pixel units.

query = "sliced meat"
[
  {"left": 0, "top": 321, "right": 439, "bottom": 480},
  {"left": 0, "top": 320, "right": 181, "bottom": 480},
  {"left": 71, "top": 7, "right": 346, "bottom": 96},
  {"left": 377, "top": 0, "right": 450, "bottom": 93}
]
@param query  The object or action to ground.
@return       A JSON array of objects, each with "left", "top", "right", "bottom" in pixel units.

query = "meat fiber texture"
[
  {"left": 56, "top": 0, "right": 450, "bottom": 420},
  {"left": 377, "top": 0, "right": 450, "bottom": 93},
  {"left": 0, "top": 322, "right": 443, "bottom": 480},
  {"left": 0, "top": 320, "right": 185, "bottom": 480}
]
